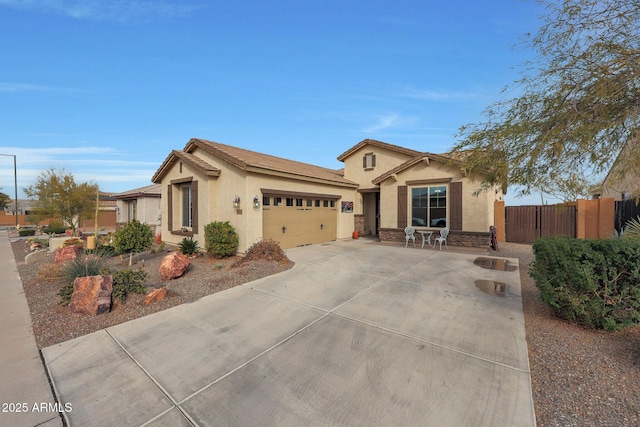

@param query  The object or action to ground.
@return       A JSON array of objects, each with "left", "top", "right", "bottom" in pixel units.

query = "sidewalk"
[{"left": 0, "top": 229, "right": 62, "bottom": 427}]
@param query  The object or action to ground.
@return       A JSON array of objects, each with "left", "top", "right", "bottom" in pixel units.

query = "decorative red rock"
[
  {"left": 69, "top": 275, "right": 113, "bottom": 315},
  {"left": 55, "top": 246, "right": 80, "bottom": 263},
  {"left": 144, "top": 287, "right": 167, "bottom": 305},
  {"left": 159, "top": 252, "right": 191, "bottom": 280}
]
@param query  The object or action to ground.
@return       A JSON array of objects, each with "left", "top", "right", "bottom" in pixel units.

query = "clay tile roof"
[
  {"left": 151, "top": 150, "right": 221, "bottom": 183},
  {"left": 113, "top": 184, "right": 161, "bottom": 199},
  {"left": 186, "top": 138, "right": 357, "bottom": 187},
  {"left": 337, "top": 139, "right": 421, "bottom": 162}
]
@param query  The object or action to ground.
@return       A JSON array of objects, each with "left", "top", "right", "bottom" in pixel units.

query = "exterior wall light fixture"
[
  {"left": 233, "top": 196, "right": 240, "bottom": 209},
  {"left": 253, "top": 196, "right": 260, "bottom": 209}
]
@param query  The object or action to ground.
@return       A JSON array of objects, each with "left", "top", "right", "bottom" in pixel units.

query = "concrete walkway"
[
  {"left": 0, "top": 230, "right": 63, "bottom": 427},
  {"left": 40, "top": 238, "right": 534, "bottom": 426}
]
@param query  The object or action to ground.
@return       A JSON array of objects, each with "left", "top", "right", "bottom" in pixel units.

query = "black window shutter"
[
  {"left": 191, "top": 180, "right": 199, "bottom": 234},
  {"left": 167, "top": 185, "right": 173, "bottom": 232},
  {"left": 397, "top": 185, "right": 407, "bottom": 229},
  {"left": 450, "top": 182, "right": 463, "bottom": 231}
]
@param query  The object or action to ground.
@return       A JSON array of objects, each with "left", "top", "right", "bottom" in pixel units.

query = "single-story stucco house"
[
  {"left": 151, "top": 138, "right": 502, "bottom": 252},
  {"left": 112, "top": 184, "right": 162, "bottom": 235}
]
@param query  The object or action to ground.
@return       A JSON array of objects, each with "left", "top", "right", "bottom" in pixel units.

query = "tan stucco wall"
[
  {"left": 341, "top": 146, "right": 415, "bottom": 213},
  {"left": 601, "top": 172, "right": 637, "bottom": 200},
  {"left": 157, "top": 160, "right": 212, "bottom": 251},
  {"left": 378, "top": 160, "right": 497, "bottom": 233},
  {"left": 245, "top": 173, "right": 355, "bottom": 248},
  {"left": 158, "top": 146, "right": 356, "bottom": 253}
]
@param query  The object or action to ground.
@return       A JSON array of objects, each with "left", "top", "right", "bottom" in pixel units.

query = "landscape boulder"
[
  {"left": 159, "top": 252, "right": 191, "bottom": 280},
  {"left": 55, "top": 246, "right": 80, "bottom": 263},
  {"left": 25, "top": 249, "right": 48, "bottom": 265},
  {"left": 144, "top": 287, "right": 167, "bottom": 305},
  {"left": 69, "top": 275, "right": 113, "bottom": 315}
]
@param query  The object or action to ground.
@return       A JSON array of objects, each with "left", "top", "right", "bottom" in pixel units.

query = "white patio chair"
[
  {"left": 434, "top": 227, "right": 449, "bottom": 250},
  {"left": 404, "top": 226, "right": 416, "bottom": 247}
]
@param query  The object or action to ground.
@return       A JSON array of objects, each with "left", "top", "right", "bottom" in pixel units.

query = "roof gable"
[
  {"left": 371, "top": 152, "right": 465, "bottom": 184},
  {"left": 337, "top": 139, "right": 421, "bottom": 162},
  {"left": 151, "top": 150, "right": 221, "bottom": 183}
]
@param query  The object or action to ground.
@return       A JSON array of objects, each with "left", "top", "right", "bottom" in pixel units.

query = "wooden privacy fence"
[{"left": 505, "top": 205, "right": 576, "bottom": 244}]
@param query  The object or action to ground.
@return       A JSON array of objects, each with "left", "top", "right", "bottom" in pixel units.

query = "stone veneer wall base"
[{"left": 378, "top": 228, "right": 491, "bottom": 248}]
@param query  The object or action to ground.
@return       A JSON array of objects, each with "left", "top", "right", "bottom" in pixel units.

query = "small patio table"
[{"left": 417, "top": 230, "right": 434, "bottom": 249}]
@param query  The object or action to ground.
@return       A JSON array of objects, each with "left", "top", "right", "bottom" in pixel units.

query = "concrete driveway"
[{"left": 43, "top": 239, "right": 535, "bottom": 426}]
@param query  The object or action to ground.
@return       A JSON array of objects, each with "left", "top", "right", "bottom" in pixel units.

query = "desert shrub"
[
  {"left": 178, "top": 237, "right": 200, "bottom": 255},
  {"left": 111, "top": 269, "right": 148, "bottom": 302},
  {"left": 58, "top": 283, "right": 74, "bottom": 306},
  {"left": 530, "top": 237, "right": 640, "bottom": 331},
  {"left": 61, "top": 237, "right": 84, "bottom": 248},
  {"left": 623, "top": 216, "right": 640, "bottom": 240},
  {"left": 235, "top": 239, "right": 289, "bottom": 266},
  {"left": 61, "top": 252, "right": 110, "bottom": 285},
  {"left": 38, "top": 262, "right": 64, "bottom": 282},
  {"left": 18, "top": 228, "right": 36, "bottom": 237},
  {"left": 28, "top": 237, "right": 49, "bottom": 248},
  {"left": 112, "top": 220, "right": 153, "bottom": 255},
  {"left": 204, "top": 221, "right": 239, "bottom": 258},
  {"left": 43, "top": 221, "right": 66, "bottom": 235},
  {"left": 91, "top": 244, "right": 115, "bottom": 257}
]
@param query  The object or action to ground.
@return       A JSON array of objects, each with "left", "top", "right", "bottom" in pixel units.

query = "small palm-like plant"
[
  {"left": 623, "top": 216, "right": 640, "bottom": 240},
  {"left": 178, "top": 237, "right": 200, "bottom": 255}
]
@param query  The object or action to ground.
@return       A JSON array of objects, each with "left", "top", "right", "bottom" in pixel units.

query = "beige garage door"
[{"left": 262, "top": 194, "right": 338, "bottom": 249}]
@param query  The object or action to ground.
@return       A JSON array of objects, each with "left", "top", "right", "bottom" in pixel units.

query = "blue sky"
[{"left": 0, "top": 0, "right": 551, "bottom": 204}]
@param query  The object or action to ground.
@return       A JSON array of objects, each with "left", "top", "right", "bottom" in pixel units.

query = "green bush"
[
  {"left": 18, "top": 228, "right": 36, "bottom": 236},
  {"left": 28, "top": 237, "right": 49, "bottom": 248},
  {"left": 530, "top": 237, "right": 640, "bottom": 331},
  {"left": 111, "top": 269, "right": 148, "bottom": 303},
  {"left": 112, "top": 220, "right": 153, "bottom": 255},
  {"left": 178, "top": 237, "right": 200, "bottom": 255},
  {"left": 58, "top": 265, "right": 148, "bottom": 306},
  {"left": 204, "top": 221, "right": 239, "bottom": 258},
  {"left": 43, "top": 221, "right": 66, "bottom": 235}
]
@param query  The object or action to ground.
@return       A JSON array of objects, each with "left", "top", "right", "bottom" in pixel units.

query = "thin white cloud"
[
  {"left": 0, "top": 82, "right": 83, "bottom": 93},
  {"left": 394, "top": 85, "right": 477, "bottom": 101},
  {"left": 0, "top": 146, "right": 161, "bottom": 196},
  {"left": 0, "top": 0, "right": 205, "bottom": 22},
  {"left": 362, "top": 113, "right": 418, "bottom": 133}
]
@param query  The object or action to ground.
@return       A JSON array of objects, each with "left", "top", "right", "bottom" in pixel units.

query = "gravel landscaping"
[
  {"left": 11, "top": 237, "right": 293, "bottom": 350},
  {"left": 497, "top": 242, "right": 640, "bottom": 427},
  {"left": 11, "top": 236, "right": 640, "bottom": 426}
]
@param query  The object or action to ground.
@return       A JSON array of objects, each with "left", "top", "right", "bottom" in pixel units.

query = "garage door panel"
[{"left": 263, "top": 199, "right": 337, "bottom": 249}]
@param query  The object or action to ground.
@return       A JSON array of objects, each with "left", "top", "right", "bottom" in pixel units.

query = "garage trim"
[{"left": 261, "top": 188, "right": 342, "bottom": 200}]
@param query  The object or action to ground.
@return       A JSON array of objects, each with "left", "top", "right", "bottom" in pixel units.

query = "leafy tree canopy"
[
  {"left": 24, "top": 168, "right": 98, "bottom": 234},
  {"left": 451, "top": 0, "right": 640, "bottom": 200},
  {"left": 0, "top": 191, "right": 9, "bottom": 209}
]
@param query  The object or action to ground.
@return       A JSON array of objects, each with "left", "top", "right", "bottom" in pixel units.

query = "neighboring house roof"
[
  {"left": 152, "top": 150, "right": 222, "bottom": 183},
  {"left": 336, "top": 139, "right": 421, "bottom": 161},
  {"left": 153, "top": 138, "right": 358, "bottom": 188},
  {"left": 371, "top": 152, "right": 465, "bottom": 185},
  {"left": 113, "top": 184, "right": 161, "bottom": 200}
]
